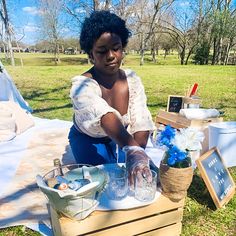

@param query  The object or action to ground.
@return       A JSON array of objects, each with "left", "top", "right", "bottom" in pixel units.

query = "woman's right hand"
[{"left": 123, "top": 146, "right": 152, "bottom": 189}]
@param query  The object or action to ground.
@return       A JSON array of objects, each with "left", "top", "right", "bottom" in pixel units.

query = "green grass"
[{"left": 1, "top": 53, "right": 236, "bottom": 235}]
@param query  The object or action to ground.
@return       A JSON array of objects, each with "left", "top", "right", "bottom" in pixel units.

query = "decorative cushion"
[{"left": 0, "top": 101, "right": 34, "bottom": 139}]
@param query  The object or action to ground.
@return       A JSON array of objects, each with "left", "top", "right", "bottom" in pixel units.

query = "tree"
[
  {"left": 210, "top": 0, "right": 236, "bottom": 65},
  {"left": 161, "top": 2, "right": 202, "bottom": 65},
  {"left": 38, "top": 0, "right": 65, "bottom": 65},
  {"left": 0, "top": 0, "right": 15, "bottom": 66},
  {"left": 130, "top": 0, "right": 175, "bottom": 65}
]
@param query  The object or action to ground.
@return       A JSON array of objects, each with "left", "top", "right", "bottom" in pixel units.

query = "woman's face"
[{"left": 90, "top": 32, "right": 123, "bottom": 75}]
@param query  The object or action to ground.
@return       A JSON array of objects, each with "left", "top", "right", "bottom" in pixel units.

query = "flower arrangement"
[{"left": 156, "top": 125, "right": 204, "bottom": 168}]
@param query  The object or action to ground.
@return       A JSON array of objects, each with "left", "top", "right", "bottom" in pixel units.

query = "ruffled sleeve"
[
  {"left": 70, "top": 76, "right": 123, "bottom": 137},
  {"left": 126, "top": 70, "right": 155, "bottom": 134}
]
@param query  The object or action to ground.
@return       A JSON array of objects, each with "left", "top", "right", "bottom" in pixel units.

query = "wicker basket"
[{"left": 159, "top": 162, "right": 193, "bottom": 201}]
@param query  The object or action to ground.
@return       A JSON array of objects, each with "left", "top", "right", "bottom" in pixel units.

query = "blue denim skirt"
[{"left": 68, "top": 125, "right": 125, "bottom": 165}]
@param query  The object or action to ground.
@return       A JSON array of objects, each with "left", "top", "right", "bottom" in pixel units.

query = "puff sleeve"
[
  {"left": 126, "top": 70, "right": 155, "bottom": 134},
  {"left": 70, "top": 76, "right": 123, "bottom": 137}
]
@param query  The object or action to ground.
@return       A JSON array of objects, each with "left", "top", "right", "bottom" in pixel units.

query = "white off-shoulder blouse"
[{"left": 70, "top": 69, "right": 155, "bottom": 138}]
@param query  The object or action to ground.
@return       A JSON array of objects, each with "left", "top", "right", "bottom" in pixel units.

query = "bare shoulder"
[
  {"left": 81, "top": 70, "right": 93, "bottom": 79},
  {"left": 119, "top": 69, "right": 127, "bottom": 81}
]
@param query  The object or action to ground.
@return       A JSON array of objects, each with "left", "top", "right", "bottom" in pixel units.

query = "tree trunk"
[
  {"left": 54, "top": 43, "right": 61, "bottom": 65},
  {"left": 139, "top": 33, "right": 145, "bottom": 66},
  {"left": 15, "top": 40, "right": 23, "bottom": 66},
  {"left": 180, "top": 46, "right": 185, "bottom": 65},
  {"left": 217, "top": 37, "right": 223, "bottom": 65},
  {"left": 140, "top": 49, "right": 144, "bottom": 66},
  {"left": 152, "top": 49, "right": 156, "bottom": 63},
  {"left": 6, "top": 35, "right": 14, "bottom": 66},
  {"left": 212, "top": 38, "right": 217, "bottom": 65},
  {"left": 0, "top": 0, "right": 15, "bottom": 66},
  {"left": 223, "top": 40, "right": 231, "bottom": 65}
]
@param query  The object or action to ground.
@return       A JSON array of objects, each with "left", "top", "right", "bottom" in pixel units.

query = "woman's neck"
[{"left": 91, "top": 67, "right": 121, "bottom": 89}]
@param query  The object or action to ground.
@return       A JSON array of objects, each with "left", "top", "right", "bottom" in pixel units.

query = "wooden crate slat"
[
  {"left": 62, "top": 208, "right": 183, "bottom": 236},
  {"left": 140, "top": 222, "right": 182, "bottom": 236},
  {"left": 57, "top": 195, "right": 184, "bottom": 235}
]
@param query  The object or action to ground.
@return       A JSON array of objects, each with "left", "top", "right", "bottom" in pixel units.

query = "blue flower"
[
  {"left": 159, "top": 125, "right": 175, "bottom": 148},
  {"left": 167, "top": 155, "right": 176, "bottom": 166},
  {"left": 167, "top": 146, "right": 188, "bottom": 166},
  {"left": 157, "top": 125, "right": 196, "bottom": 168}
]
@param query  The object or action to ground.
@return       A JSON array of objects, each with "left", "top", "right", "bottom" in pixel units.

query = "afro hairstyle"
[{"left": 80, "top": 10, "right": 131, "bottom": 54}]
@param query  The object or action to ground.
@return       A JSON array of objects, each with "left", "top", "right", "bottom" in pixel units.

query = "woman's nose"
[{"left": 107, "top": 50, "right": 115, "bottom": 60}]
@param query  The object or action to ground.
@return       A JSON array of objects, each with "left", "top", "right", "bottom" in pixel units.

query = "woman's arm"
[
  {"left": 101, "top": 112, "right": 152, "bottom": 187},
  {"left": 133, "top": 131, "right": 149, "bottom": 149},
  {"left": 101, "top": 112, "right": 139, "bottom": 147}
]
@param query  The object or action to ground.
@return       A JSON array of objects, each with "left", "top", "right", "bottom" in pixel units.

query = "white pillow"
[
  {"left": 0, "top": 117, "right": 16, "bottom": 132},
  {"left": 0, "top": 101, "right": 34, "bottom": 135},
  {"left": 0, "top": 129, "right": 16, "bottom": 142}
]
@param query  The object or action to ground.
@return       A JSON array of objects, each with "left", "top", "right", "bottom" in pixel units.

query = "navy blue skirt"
[{"left": 68, "top": 125, "right": 125, "bottom": 165}]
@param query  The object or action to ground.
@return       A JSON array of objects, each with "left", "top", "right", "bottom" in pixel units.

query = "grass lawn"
[{"left": 0, "top": 53, "right": 236, "bottom": 235}]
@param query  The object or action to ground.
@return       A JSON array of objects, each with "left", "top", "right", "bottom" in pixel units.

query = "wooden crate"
[
  {"left": 155, "top": 110, "right": 223, "bottom": 154},
  {"left": 50, "top": 194, "right": 184, "bottom": 236}
]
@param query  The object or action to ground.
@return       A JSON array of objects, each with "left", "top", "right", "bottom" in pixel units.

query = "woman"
[{"left": 69, "top": 10, "right": 155, "bottom": 186}]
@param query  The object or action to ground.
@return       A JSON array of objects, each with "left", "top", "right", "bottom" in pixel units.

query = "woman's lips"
[{"left": 106, "top": 62, "right": 117, "bottom": 67}]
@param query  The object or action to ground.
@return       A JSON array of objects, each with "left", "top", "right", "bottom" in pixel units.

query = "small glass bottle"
[{"left": 53, "top": 158, "right": 64, "bottom": 177}]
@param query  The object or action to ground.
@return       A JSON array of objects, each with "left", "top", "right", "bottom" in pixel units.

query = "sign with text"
[
  {"left": 196, "top": 147, "right": 235, "bottom": 208},
  {"left": 167, "top": 95, "right": 183, "bottom": 113}
]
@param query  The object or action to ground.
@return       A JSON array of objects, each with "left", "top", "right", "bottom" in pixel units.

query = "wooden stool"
[{"left": 50, "top": 194, "right": 184, "bottom": 236}]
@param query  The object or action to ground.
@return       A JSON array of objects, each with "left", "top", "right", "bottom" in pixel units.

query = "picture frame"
[
  {"left": 196, "top": 147, "right": 235, "bottom": 208},
  {"left": 167, "top": 95, "right": 184, "bottom": 113}
]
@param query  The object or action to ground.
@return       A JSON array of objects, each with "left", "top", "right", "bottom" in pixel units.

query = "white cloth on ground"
[
  {"left": 179, "top": 108, "right": 220, "bottom": 120},
  {"left": 0, "top": 116, "right": 164, "bottom": 236}
]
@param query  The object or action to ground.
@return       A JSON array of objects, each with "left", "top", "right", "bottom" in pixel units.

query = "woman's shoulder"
[
  {"left": 70, "top": 73, "right": 101, "bottom": 96},
  {"left": 71, "top": 73, "right": 98, "bottom": 86},
  {"left": 123, "top": 68, "right": 142, "bottom": 87}
]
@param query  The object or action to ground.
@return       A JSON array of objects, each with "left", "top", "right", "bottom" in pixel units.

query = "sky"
[
  {"left": 7, "top": 0, "right": 236, "bottom": 46},
  {"left": 9, "top": 0, "right": 42, "bottom": 45},
  {"left": 9, "top": 0, "right": 194, "bottom": 45}
]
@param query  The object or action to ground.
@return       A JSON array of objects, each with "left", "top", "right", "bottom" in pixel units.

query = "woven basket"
[{"left": 159, "top": 162, "right": 193, "bottom": 201}]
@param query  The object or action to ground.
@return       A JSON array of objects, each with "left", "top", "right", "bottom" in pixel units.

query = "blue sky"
[
  {"left": 8, "top": 0, "right": 236, "bottom": 45},
  {"left": 9, "top": 0, "right": 41, "bottom": 45},
  {"left": 9, "top": 0, "right": 193, "bottom": 45}
]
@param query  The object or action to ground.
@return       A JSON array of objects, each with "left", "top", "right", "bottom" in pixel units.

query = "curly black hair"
[{"left": 80, "top": 10, "right": 131, "bottom": 54}]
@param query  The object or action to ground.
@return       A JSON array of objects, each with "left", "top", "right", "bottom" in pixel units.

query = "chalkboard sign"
[
  {"left": 196, "top": 147, "right": 235, "bottom": 208},
  {"left": 167, "top": 95, "right": 183, "bottom": 113}
]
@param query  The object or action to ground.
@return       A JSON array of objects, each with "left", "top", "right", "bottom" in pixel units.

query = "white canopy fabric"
[{"left": 0, "top": 61, "right": 32, "bottom": 113}]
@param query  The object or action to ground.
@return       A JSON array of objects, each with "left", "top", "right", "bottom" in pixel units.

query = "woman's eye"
[
  {"left": 97, "top": 51, "right": 106, "bottom": 54},
  {"left": 114, "top": 46, "right": 121, "bottom": 51}
]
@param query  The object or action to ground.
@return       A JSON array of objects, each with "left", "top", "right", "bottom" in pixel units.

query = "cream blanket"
[
  {"left": 0, "top": 118, "right": 73, "bottom": 235},
  {"left": 0, "top": 117, "right": 164, "bottom": 235}
]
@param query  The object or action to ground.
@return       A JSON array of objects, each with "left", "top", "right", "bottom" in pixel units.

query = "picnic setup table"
[
  {"left": 50, "top": 194, "right": 184, "bottom": 236},
  {"left": 1, "top": 105, "right": 235, "bottom": 235},
  {"left": 0, "top": 69, "right": 235, "bottom": 236},
  {"left": 0, "top": 115, "right": 184, "bottom": 236}
]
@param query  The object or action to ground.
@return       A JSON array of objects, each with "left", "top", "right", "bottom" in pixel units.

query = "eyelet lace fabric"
[{"left": 70, "top": 69, "right": 155, "bottom": 138}]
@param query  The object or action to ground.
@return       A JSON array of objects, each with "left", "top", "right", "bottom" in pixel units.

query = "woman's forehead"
[{"left": 94, "top": 32, "right": 122, "bottom": 47}]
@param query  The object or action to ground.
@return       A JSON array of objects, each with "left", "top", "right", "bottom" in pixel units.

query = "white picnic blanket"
[
  {"left": 0, "top": 117, "right": 73, "bottom": 235},
  {"left": 0, "top": 116, "right": 164, "bottom": 236}
]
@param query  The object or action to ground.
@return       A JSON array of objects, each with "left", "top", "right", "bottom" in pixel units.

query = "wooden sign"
[
  {"left": 167, "top": 95, "right": 183, "bottom": 113},
  {"left": 196, "top": 147, "right": 235, "bottom": 208}
]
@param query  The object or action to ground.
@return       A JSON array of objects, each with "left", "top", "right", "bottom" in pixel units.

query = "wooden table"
[{"left": 50, "top": 194, "right": 184, "bottom": 236}]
